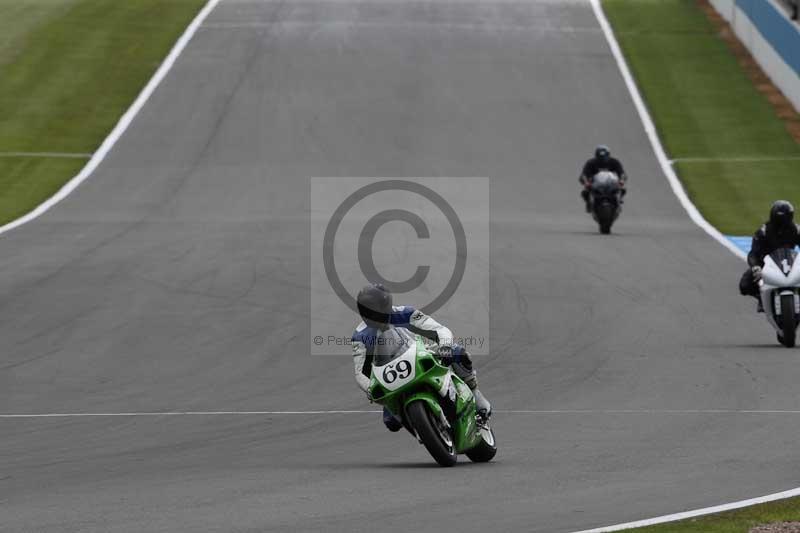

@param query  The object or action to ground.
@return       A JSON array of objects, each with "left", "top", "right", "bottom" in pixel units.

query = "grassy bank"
[
  {"left": 604, "top": 0, "right": 800, "bottom": 235},
  {"left": 0, "top": 0, "right": 206, "bottom": 226},
  {"left": 618, "top": 496, "right": 800, "bottom": 532}
]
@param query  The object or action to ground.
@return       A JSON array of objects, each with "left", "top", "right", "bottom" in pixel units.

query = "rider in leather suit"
[
  {"left": 351, "top": 283, "right": 492, "bottom": 432},
  {"left": 580, "top": 145, "right": 628, "bottom": 213},
  {"left": 739, "top": 201, "right": 800, "bottom": 312}
]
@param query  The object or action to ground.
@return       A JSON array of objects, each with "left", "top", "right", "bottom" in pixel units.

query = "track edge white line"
[
  {"left": 0, "top": 0, "right": 222, "bottom": 238},
  {"left": 589, "top": 0, "right": 745, "bottom": 261},
  {"left": 577, "top": 1, "right": 796, "bottom": 531},
  {"left": 571, "top": 487, "right": 800, "bottom": 532},
  {"left": 5, "top": 409, "right": 800, "bottom": 418}
]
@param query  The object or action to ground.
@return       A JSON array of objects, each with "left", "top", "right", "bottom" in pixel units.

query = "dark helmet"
[
  {"left": 595, "top": 145, "right": 611, "bottom": 162},
  {"left": 769, "top": 200, "right": 795, "bottom": 231},
  {"left": 356, "top": 283, "right": 392, "bottom": 328}
]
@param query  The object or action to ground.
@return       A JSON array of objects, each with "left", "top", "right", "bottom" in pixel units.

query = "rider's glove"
[
  {"left": 752, "top": 265, "right": 763, "bottom": 282},
  {"left": 437, "top": 345, "right": 454, "bottom": 366},
  {"left": 365, "top": 390, "right": 374, "bottom": 403}
]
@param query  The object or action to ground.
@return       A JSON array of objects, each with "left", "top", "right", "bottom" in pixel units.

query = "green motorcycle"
[{"left": 368, "top": 327, "right": 497, "bottom": 467}]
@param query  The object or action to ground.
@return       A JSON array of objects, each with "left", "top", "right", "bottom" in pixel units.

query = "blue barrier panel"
[
  {"left": 736, "top": 0, "right": 800, "bottom": 76},
  {"left": 727, "top": 236, "right": 753, "bottom": 255}
]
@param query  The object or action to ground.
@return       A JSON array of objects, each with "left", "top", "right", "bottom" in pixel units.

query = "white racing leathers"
[{"left": 351, "top": 306, "right": 476, "bottom": 392}]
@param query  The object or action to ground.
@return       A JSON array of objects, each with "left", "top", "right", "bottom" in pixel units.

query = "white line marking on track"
[
  {"left": 0, "top": 152, "right": 93, "bottom": 159},
  {"left": 0, "top": 410, "right": 381, "bottom": 418},
  {"left": 587, "top": 0, "right": 798, "bottom": 529},
  {"left": 201, "top": 21, "right": 603, "bottom": 33},
  {"left": 589, "top": 0, "right": 745, "bottom": 261},
  {"left": 504, "top": 409, "right": 800, "bottom": 414},
  {"left": 571, "top": 487, "right": 800, "bottom": 533},
  {"left": 0, "top": 0, "right": 222, "bottom": 238},
  {"left": 4, "top": 409, "right": 800, "bottom": 418},
  {"left": 217, "top": 0, "right": 588, "bottom": 3},
  {"left": 670, "top": 156, "right": 800, "bottom": 164}
]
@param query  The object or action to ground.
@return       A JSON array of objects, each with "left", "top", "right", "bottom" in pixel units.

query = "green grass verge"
[
  {"left": 604, "top": 0, "right": 800, "bottom": 235},
  {"left": 0, "top": 0, "right": 206, "bottom": 226},
  {"left": 618, "top": 496, "right": 800, "bottom": 532}
]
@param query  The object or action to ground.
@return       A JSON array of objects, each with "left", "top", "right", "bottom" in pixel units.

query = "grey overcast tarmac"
[{"left": 2, "top": 1, "right": 798, "bottom": 532}]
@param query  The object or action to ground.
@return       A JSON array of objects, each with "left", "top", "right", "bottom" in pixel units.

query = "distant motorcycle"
[
  {"left": 759, "top": 247, "right": 800, "bottom": 347},
  {"left": 589, "top": 171, "right": 622, "bottom": 234}
]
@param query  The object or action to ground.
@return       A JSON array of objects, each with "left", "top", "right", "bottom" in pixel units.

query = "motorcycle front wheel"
[
  {"left": 596, "top": 203, "right": 614, "bottom": 234},
  {"left": 778, "top": 293, "right": 797, "bottom": 348},
  {"left": 406, "top": 400, "right": 457, "bottom": 467}
]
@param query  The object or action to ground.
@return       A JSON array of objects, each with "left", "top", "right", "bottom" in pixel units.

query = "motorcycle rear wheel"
[
  {"left": 465, "top": 423, "right": 497, "bottom": 463},
  {"left": 406, "top": 401, "right": 457, "bottom": 467}
]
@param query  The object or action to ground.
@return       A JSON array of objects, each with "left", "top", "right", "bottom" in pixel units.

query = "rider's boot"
[
  {"left": 472, "top": 388, "right": 492, "bottom": 421},
  {"left": 451, "top": 350, "right": 492, "bottom": 420},
  {"left": 581, "top": 189, "right": 592, "bottom": 213},
  {"left": 383, "top": 406, "right": 403, "bottom": 432},
  {"left": 457, "top": 369, "right": 492, "bottom": 420}
]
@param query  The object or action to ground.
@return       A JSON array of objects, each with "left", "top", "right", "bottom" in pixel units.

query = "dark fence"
[{"left": 784, "top": 0, "right": 799, "bottom": 20}]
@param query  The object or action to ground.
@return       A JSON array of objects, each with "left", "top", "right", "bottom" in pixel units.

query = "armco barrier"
[{"left": 709, "top": 0, "right": 800, "bottom": 111}]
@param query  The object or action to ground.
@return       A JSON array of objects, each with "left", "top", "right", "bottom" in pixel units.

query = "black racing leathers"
[
  {"left": 739, "top": 222, "right": 800, "bottom": 297},
  {"left": 579, "top": 157, "right": 627, "bottom": 186},
  {"left": 579, "top": 157, "right": 627, "bottom": 207}
]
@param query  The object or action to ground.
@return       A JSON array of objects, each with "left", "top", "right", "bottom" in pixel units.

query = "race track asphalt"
[{"left": 2, "top": 1, "right": 799, "bottom": 532}]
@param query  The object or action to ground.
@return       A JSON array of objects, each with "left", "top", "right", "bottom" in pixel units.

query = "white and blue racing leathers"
[{"left": 351, "top": 306, "right": 476, "bottom": 392}]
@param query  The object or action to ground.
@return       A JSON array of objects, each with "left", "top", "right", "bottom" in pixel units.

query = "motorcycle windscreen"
[
  {"left": 591, "top": 173, "right": 620, "bottom": 196},
  {"left": 373, "top": 327, "right": 417, "bottom": 367},
  {"left": 768, "top": 247, "right": 798, "bottom": 276}
]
